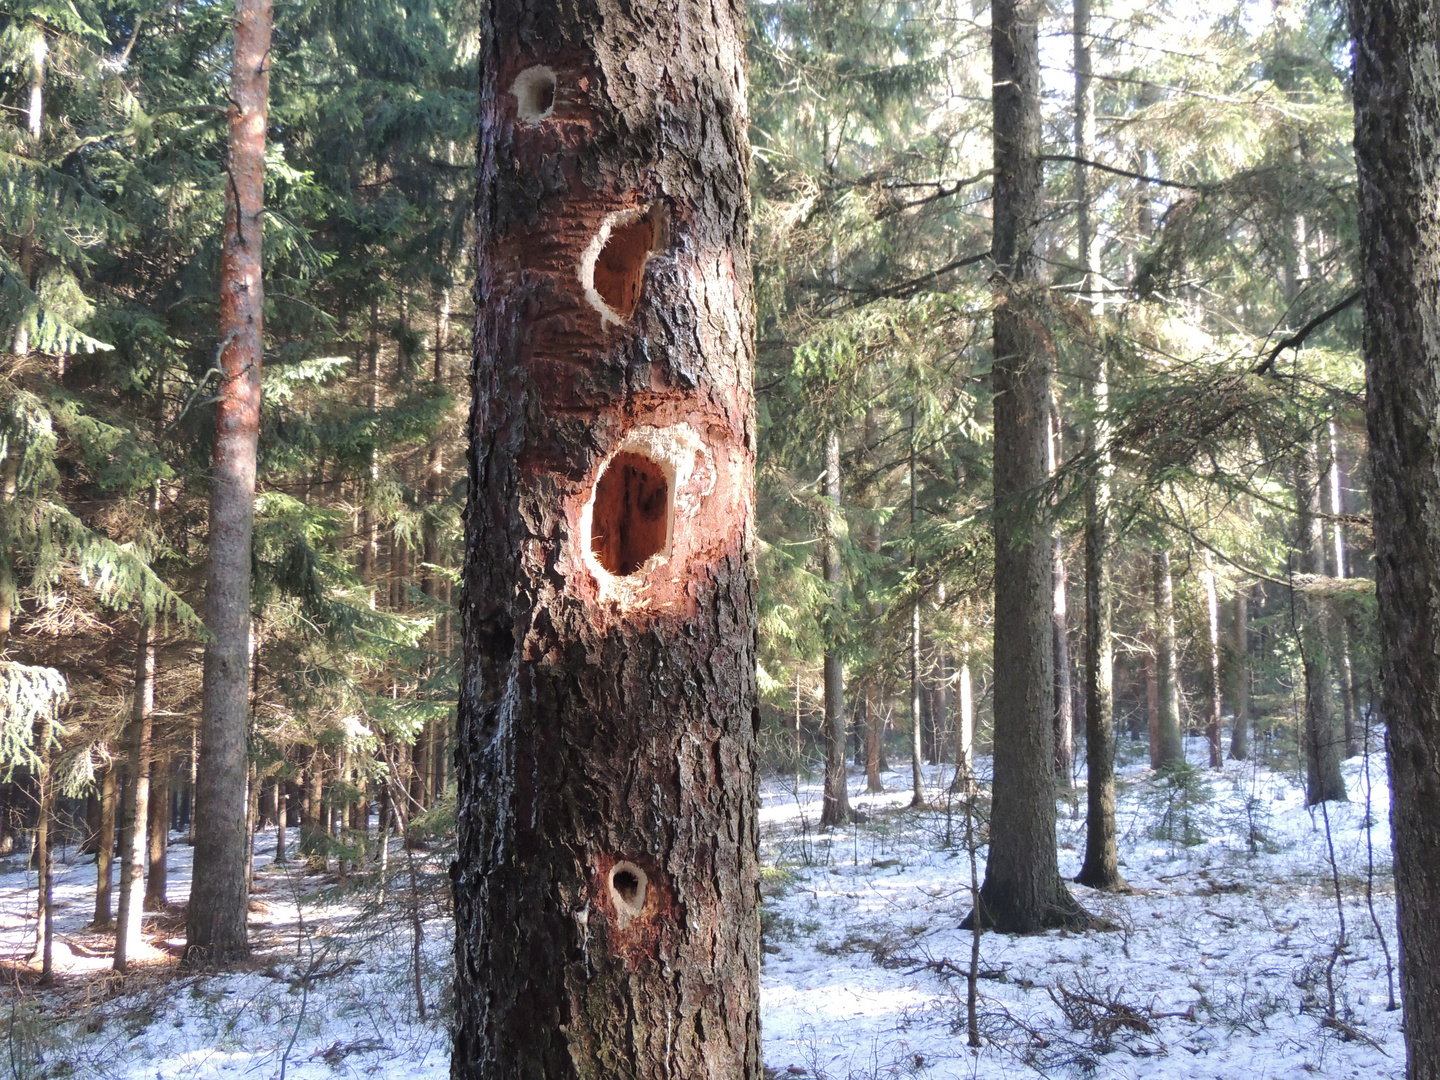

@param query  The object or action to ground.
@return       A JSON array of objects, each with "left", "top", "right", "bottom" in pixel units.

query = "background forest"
[{"left": 0, "top": 0, "right": 1392, "bottom": 1074}]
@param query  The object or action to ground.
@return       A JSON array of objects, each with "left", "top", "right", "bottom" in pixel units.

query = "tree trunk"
[
  {"left": 906, "top": 412, "right": 926, "bottom": 807},
  {"left": 1353, "top": 1, "right": 1440, "bottom": 1066},
  {"left": 31, "top": 715, "right": 54, "bottom": 984},
  {"left": 1152, "top": 549, "right": 1183, "bottom": 768},
  {"left": 862, "top": 690, "right": 883, "bottom": 793},
  {"left": 1075, "top": 12, "right": 1122, "bottom": 882},
  {"left": 949, "top": 622, "right": 975, "bottom": 794},
  {"left": 92, "top": 763, "right": 118, "bottom": 926},
  {"left": 1048, "top": 409, "right": 1074, "bottom": 787},
  {"left": 1296, "top": 443, "right": 1346, "bottom": 804},
  {"left": 970, "top": 0, "right": 1087, "bottom": 933},
  {"left": 1145, "top": 646, "right": 1160, "bottom": 767},
  {"left": 115, "top": 619, "right": 155, "bottom": 973},
  {"left": 145, "top": 752, "right": 171, "bottom": 910},
  {"left": 274, "top": 778, "right": 287, "bottom": 863},
  {"left": 1229, "top": 585, "right": 1250, "bottom": 760},
  {"left": 1202, "top": 551, "right": 1223, "bottom": 768},
  {"left": 820, "top": 428, "right": 850, "bottom": 826},
  {"left": 186, "top": 0, "right": 270, "bottom": 966},
  {"left": 453, "top": 1, "right": 760, "bottom": 1073},
  {"left": 1328, "top": 421, "right": 1362, "bottom": 757}
]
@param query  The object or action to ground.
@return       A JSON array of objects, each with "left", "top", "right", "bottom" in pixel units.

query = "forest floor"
[{"left": 0, "top": 735, "right": 1405, "bottom": 1080}]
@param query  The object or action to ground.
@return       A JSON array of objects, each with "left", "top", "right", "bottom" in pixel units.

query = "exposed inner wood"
[
  {"left": 590, "top": 451, "right": 669, "bottom": 576},
  {"left": 592, "top": 216, "right": 654, "bottom": 319}
]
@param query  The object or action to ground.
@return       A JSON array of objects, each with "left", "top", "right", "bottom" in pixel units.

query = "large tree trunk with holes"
[
  {"left": 452, "top": 1, "right": 760, "bottom": 1075},
  {"left": 1353, "top": 2, "right": 1440, "bottom": 1070},
  {"left": 968, "top": 0, "right": 1087, "bottom": 934},
  {"left": 186, "top": 0, "right": 270, "bottom": 966}
]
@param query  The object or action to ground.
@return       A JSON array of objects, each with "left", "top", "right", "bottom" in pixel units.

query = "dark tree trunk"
[
  {"left": 145, "top": 752, "right": 171, "bottom": 911},
  {"left": 186, "top": 0, "right": 270, "bottom": 966},
  {"left": 1152, "top": 549, "right": 1183, "bottom": 767},
  {"left": 1353, "top": 1, "right": 1440, "bottom": 1068},
  {"left": 115, "top": 620, "right": 154, "bottom": 973},
  {"left": 969, "top": 0, "right": 1087, "bottom": 933},
  {"left": 452, "top": 1, "right": 760, "bottom": 1074},
  {"left": 1296, "top": 444, "right": 1347, "bottom": 804},
  {"left": 92, "top": 764, "right": 117, "bottom": 926},
  {"left": 820, "top": 431, "right": 849, "bottom": 826},
  {"left": 1202, "top": 552, "right": 1223, "bottom": 768},
  {"left": 1229, "top": 585, "right": 1251, "bottom": 760}
]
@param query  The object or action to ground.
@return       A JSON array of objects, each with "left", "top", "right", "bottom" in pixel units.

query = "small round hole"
[
  {"left": 608, "top": 861, "right": 647, "bottom": 916},
  {"left": 590, "top": 451, "right": 670, "bottom": 576},
  {"left": 511, "top": 66, "right": 556, "bottom": 125}
]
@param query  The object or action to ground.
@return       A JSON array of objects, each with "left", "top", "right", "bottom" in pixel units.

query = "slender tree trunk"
[
  {"left": 970, "top": 0, "right": 1087, "bottom": 933},
  {"left": 1048, "top": 409, "right": 1074, "bottom": 787},
  {"left": 186, "top": 0, "right": 270, "bottom": 966},
  {"left": 1153, "top": 549, "right": 1183, "bottom": 767},
  {"left": 144, "top": 752, "right": 171, "bottom": 910},
  {"left": 949, "top": 621, "right": 975, "bottom": 794},
  {"left": 909, "top": 415, "right": 924, "bottom": 807},
  {"left": 1074, "top": 7, "right": 1122, "bottom": 881},
  {"left": 31, "top": 715, "right": 54, "bottom": 983},
  {"left": 274, "top": 779, "right": 287, "bottom": 863},
  {"left": 92, "top": 763, "right": 117, "bottom": 926},
  {"left": 453, "top": 1, "right": 760, "bottom": 1072},
  {"left": 1328, "top": 421, "right": 1362, "bottom": 757},
  {"left": 1353, "top": 2, "right": 1440, "bottom": 1066},
  {"left": 1202, "top": 551, "right": 1224, "bottom": 768},
  {"left": 11, "top": 28, "right": 45, "bottom": 358},
  {"left": 862, "top": 691, "right": 883, "bottom": 793},
  {"left": 820, "top": 429, "right": 850, "bottom": 826},
  {"left": 1146, "top": 635, "right": 1160, "bottom": 766},
  {"left": 1296, "top": 443, "right": 1346, "bottom": 804},
  {"left": 1229, "top": 585, "right": 1251, "bottom": 760},
  {"left": 115, "top": 620, "right": 155, "bottom": 973}
]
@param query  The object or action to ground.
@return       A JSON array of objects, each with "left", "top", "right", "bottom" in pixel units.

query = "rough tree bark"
[
  {"left": 186, "top": 0, "right": 270, "bottom": 965},
  {"left": 908, "top": 411, "right": 925, "bottom": 807},
  {"left": 1353, "top": 0, "right": 1440, "bottom": 1069},
  {"left": 820, "top": 428, "right": 850, "bottom": 826},
  {"left": 968, "top": 0, "right": 1088, "bottom": 932},
  {"left": 452, "top": 1, "right": 760, "bottom": 1075}
]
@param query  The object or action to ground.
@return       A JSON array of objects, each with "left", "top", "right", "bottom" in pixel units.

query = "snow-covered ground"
[{"left": 1, "top": 735, "right": 1405, "bottom": 1079}]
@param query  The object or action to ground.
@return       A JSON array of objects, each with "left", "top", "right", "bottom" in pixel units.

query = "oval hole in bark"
[
  {"left": 511, "top": 66, "right": 556, "bottom": 125},
  {"left": 589, "top": 451, "right": 671, "bottom": 576},
  {"left": 580, "top": 205, "right": 666, "bottom": 325},
  {"left": 609, "top": 861, "right": 647, "bottom": 916}
]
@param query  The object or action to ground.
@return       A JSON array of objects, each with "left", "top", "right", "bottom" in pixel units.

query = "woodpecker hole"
[
  {"left": 609, "top": 862, "right": 647, "bottom": 917},
  {"left": 581, "top": 205, "right": 667, "bottom": 325},
  {"left": 589, "top": 451, "right": 671, "bottom": 576},
  {"left": 511, "top": 66, "right": 556, "bottom": 125}
]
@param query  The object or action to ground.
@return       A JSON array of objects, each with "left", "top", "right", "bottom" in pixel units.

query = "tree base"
[
  {"left": 960, "top": 885, "right": 1096, "bottom": 934},
  {"left": 1073, "top": 866, "right": 1130, "bottom": 892}
]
